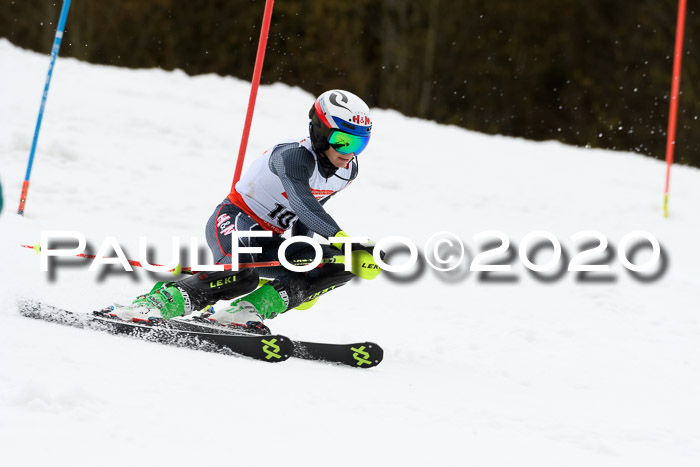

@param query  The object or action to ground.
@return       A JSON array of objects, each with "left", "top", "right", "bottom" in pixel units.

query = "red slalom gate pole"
[
  {"left": 663, "top": 0, "right": 687, "bottom": 218},
  {"left": 230, "top": 0, "right": 275, "bottom": 190}
]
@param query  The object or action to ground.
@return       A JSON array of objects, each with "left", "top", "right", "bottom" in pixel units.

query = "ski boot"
[
  {"left": 258, "top": 277, "right": 318, "bottom": 310},
  {"left": 203, "top": 307, "right": 271, "bottom": 335},
  {"left": 100, "top": 269, "right": 260, "bottom": 324},
  {"left": 99, "top": 282, "right": 189, "bottom": 324},
  {"left": 207, "top": 283, "right": 288, "bottom": 334}
]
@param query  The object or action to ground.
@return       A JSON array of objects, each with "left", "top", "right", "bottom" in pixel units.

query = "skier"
[{"left": 108, "top": 90, "right": 381, "bottom": 332}]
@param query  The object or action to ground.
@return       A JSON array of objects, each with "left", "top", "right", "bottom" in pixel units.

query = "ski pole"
[
  {"left": 21, "top": 243, "right": 340, "bottom": 275},
  {"left": 20, "top": 243, "right": 174, "bottom": 271},
  {"left": 180, "top": 257, "right": 341, "bottom": 273},
  {"left": 18, "top": 0, "right": 72, "bottom": 216}
]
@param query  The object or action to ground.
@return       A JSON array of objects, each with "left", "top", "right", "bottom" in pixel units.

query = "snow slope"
[{"left": 1, "top": 39, "right": 700, "bottom": 466}]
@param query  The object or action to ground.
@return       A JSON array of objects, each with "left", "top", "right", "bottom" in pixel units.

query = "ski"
[
  {"left": 169, "top": 316, "right": 384, "bottom": 368},
  {"left": 17, "top": 299, "right": 383, "bottom": 368},
  {"left": 292, "top": 340, "right": 383, "bottom": 368},
  {"left": 17, "top": 300, "right": 293, "bottom": 363}
]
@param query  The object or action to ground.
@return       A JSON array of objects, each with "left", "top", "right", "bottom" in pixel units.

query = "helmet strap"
[{"left": 332, "top": 157, "right": 359, "bottom": 182}]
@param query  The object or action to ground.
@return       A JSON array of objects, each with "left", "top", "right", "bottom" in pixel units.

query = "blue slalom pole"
[{"left": 18, "top": 0, "right": 72, "bottom": 215}]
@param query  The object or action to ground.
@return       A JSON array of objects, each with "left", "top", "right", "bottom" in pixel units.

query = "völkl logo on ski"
[
  {"left": 350, "top": 346, "right": 372, "bottom": 366},
  {"left": 262, "top": 338, "right": 282, "bottom": 360}
]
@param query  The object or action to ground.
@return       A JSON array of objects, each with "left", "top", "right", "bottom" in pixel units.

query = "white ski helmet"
[{"left": 308, "top": 89, "right": 372, "bottom": 155}]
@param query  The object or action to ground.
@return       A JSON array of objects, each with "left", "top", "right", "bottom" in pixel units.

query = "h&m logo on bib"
[{"left": 281, "top": 189, "right": 335, "bottom": 201}]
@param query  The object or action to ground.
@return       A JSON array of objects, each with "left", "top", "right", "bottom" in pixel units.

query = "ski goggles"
[{"left": 328, "top": 130, "right": 370, "bottom": 156}]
